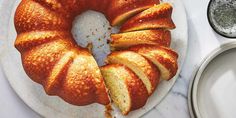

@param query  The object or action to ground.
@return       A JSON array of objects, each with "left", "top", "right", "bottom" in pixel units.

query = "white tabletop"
[{"left": 0, "top": 0, "right": 234, "bottom": 118}]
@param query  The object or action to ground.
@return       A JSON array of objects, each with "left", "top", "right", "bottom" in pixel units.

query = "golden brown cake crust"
[
  {"left": 111, "top": 29, "right": 171, "bottom": 49},
  {"left": 122, "top": 66, "right": 149, "bottom": 111},
  {"left": 15, "top": 31, "right": 73, "bottom": 52},
  {"left": 33, "top": 0, "right": 73, "bottom": 18},
  {"left": 86, "top": 0, "right": 110, "bottom": 13},
  {"left": 129, "top": 44, "right": 178, "bottom": 80},
  {"left": 58, "top": 50, "right": 110, "bottom": 105},
  {"left": 14, "top": 0, "right": 71, "bottom": 33},
  {"left": 14, "top": 0, "right": 113, "bottom": 106},
  {"left": 106, "top": 0, "right": 160, "bottom": 26},
  {"left": 20, "top": 37, "right": 110, "bottom": 105},
  {"left": 14, "top": 0, "right": 178, "bottom": 113},
  {"left": 120, "top": 3, "right": 176, "bottom": 32},
  {"left": 107, "top": 51, "right": 160, "bottom": 95}
]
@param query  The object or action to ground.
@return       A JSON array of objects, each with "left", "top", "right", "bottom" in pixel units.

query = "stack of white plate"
[{"left": 188, "top": 42, "right": 236, "bottom": 118}]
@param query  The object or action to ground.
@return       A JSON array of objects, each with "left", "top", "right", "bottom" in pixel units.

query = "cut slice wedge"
[
  {"left": 120, "top": 3, "right": 175, "bottom": 32},
  {"left": 107, "top": 0, "right": 160, "bottom": 26},
  {"left": 106, "top": 51, "right": 160, "bottom": 95},
  {"left": 110, "top": 29, "right": 171, "bottom": 50},
  {"left": 129, "top": 44, "right": 178, "bottom": 80},
  {"left": 101, "top": 64, "right": 149, "bottom": 115}
]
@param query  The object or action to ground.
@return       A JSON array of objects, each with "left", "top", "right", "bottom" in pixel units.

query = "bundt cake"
[
  {"left": 120, "top": 3, "right": 176, "bottom": 32},
  {"left": 14, "top": 0, "right": 178, "bottom": 115},
  {"left": 129, "top": 44, "right": 178, "bottom": 80},
  {"left": 106, "top": 51, "right": 160, "bottom": 95},
  {"left": 110, "top": 29, "right": 171, "bottom": 50},
  {"left": 101, "top": 64, "right": 149, "bottom": 115}
]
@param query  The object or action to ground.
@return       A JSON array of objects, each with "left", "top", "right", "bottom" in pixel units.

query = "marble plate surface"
[{"left": 0, "top": 0, "right": 188, "bottom": 117}]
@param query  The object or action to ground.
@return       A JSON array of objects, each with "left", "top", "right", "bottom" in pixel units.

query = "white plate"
[
  {"left": 0, "top": 0, "right": 188, "bottom": 118},
  {"left": 188, "top": 67, "right": 200, "bottom": 118},
  {"left": 191, "top": 42, "right": 236, "bottom": 118}
]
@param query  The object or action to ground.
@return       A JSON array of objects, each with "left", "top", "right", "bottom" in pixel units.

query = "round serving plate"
[
  {"left": 0, "top": 0, "right": 188, "bottom": 117},
  {"left": 188, "top": 59, "right": 210, "bottom": 118},
  {"left": 191, "top": 41, "right": 236, "bottom": 118}
]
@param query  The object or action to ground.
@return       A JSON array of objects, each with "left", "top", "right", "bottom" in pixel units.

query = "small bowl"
[{"left": 207, "top": 0, "right": 236, "bottom": 38}]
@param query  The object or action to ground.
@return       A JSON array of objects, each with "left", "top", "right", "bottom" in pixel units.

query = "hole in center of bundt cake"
[{"left": 72, "top": 10, "right": 119, "bottom": 66}]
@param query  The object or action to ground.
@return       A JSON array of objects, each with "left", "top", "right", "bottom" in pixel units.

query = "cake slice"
[
  {"left": 106, "top": 0, "right": 160, "bottom": 26},
  {"left": 106, "top": 51, "right": 160, "bottom": 95},
  {"left": 129, "top": 44, "right": 178, "bottom": 80},
  {"left": 120, "top": 3, "right": 176, "bottom": 32},
  {"left": 110, "top": 29, "right": 171, "bottom": 50},
  {"left": 101, "top": 64, "right": 149, "bottom": 115}
]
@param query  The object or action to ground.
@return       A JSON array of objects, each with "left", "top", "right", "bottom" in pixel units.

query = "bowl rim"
[
  {"left": 188, "top": 66, "right": 200, "bottom": 118},
  {"left": 207, "top": 0, "right": 236, "bottom": 38},
  {"left": 191, "top": 41, "right": 236, "bottom": 118}
]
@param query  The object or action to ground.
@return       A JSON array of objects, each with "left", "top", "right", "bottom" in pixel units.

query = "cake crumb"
[{"left": 105, "top": 104, "right": 113, "bottom": 118}]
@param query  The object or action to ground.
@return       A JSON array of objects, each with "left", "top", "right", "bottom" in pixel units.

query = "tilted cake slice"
[
  {"left": 106, "top": 0, "right": 160, "bottom": 26},
  {"left": 129, "top": 44, "right": 178, "bottom": 80},
  {"left": 120, "top": 3, "right": 175, "bottom": 32},
  {"left": 101, "top": 64, "right": 149, "bottom": 115},
  {"left": 106, "top": 51, "right": 160, "bottom": 95},
  {"left": 110, "top": 29, "right": 171, "bottom": 50}
]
